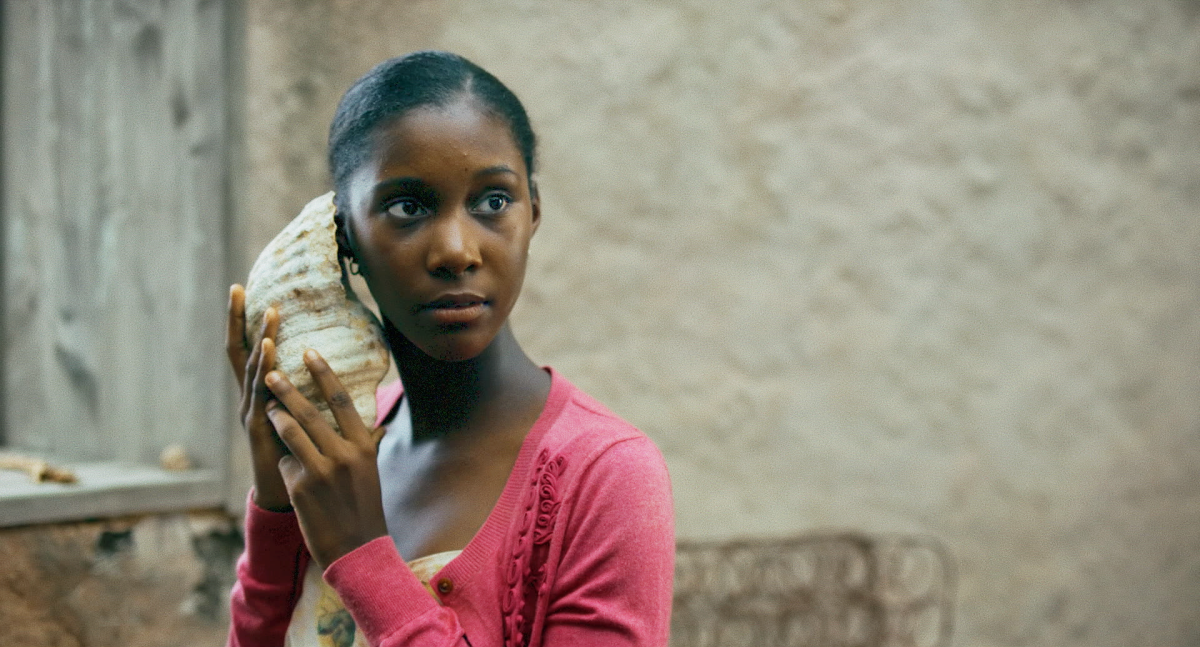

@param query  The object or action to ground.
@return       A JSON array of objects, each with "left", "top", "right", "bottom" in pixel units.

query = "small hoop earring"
[{"left": 348, "top": 258, "right": 362, "bottom": 276}]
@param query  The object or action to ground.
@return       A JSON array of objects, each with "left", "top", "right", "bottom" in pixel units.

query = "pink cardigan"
[{"left": 228, "top": 368, "right": 675, "bottom": 647}]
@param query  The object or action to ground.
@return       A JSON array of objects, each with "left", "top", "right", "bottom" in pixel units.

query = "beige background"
[{"left": 230, "top": 2, "right": 1200, "bottom": 646}]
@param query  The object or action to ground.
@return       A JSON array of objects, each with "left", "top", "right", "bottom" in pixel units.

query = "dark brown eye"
[
  {"left": 386, "top": 198, "right": 427, "bottom": 219},
  {"left": 474, "top": 192, "right": 511, "bottom": 215}
]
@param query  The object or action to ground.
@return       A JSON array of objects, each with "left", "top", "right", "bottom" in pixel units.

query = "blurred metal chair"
[{"left": 671, "top": 533, "right": 954, "bottom": 647}]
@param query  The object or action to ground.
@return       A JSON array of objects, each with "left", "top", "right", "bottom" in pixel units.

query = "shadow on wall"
[{"left": 672, "top": 533, "right": 955, "bottom": 647}]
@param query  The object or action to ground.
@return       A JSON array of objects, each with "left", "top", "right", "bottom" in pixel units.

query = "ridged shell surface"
[{"left": 244, "top": 192, "right": 390, "bottom": 435}]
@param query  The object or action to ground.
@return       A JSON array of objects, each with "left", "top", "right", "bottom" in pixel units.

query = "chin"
[
  {"left": 427, "top": 348, "right": 481, "bottom": 363},
  {"left": 416, "top": 335, "right": 491, "bottom": 363}
]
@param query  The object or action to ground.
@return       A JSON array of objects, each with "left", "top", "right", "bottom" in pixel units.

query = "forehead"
[{"left": 364, "top": 99, "right": 525, "bottom": 179}]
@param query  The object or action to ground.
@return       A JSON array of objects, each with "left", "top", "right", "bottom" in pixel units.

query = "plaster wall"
[{"left": 235, "top": 2, "right": 1200, "bottom": 646}]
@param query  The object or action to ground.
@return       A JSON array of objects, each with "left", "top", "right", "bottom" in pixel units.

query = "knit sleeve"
[
  {"left": 541, "top": 436, "right": 676, "bottom": 646},
  {"left": 227, "top": 490, "right": 310, "bottom": 647},
  {"left": 323, "top": 537, "right": 473, "bottom": 646}
]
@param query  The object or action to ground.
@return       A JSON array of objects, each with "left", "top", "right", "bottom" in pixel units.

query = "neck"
[{"left": 385, "top": 321, "right": 548, "bottom": 442}]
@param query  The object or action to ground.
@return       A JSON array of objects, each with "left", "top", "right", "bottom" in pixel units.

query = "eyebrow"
[
  {"left": 372, "top": 165, "right": 518, "bottom": 193},
  {"left": 476, "top": 165, "right": 518, "bottom": 178},
  {"left": 372, "top": 176, "right": 426, "bottom": 194}
]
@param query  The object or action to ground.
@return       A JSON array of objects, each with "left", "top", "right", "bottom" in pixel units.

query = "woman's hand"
[
  {"left": 226, "top": 284, "right": 292, "bottom": 511},
  {"left": 264, "top": 349, "right": 389, "bottom": 570}
]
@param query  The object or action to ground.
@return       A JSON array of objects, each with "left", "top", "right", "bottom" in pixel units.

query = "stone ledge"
[{"left": 0, "top": 462, "right": 225, "bottom": 527}]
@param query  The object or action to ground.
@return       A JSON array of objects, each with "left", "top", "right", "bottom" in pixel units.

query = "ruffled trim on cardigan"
[{"left": 502, "top": 448, "right": 567, "bottom": 647}]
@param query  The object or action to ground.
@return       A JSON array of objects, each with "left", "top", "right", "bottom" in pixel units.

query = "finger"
[
  {"left": 370, "top": 426, "right": 386, "bottom": 446},
  {"left": 262, "top": 305, "right": 280, "bottom": 345},
  {"left": 303, "top": 349, "right": 371, "bottom": 445},
  {"left": 266, "top": 399, "right": 324, "bottom": 467},
  {"left": 277, "top": 453, "right": 303, "bottom": 485},
  {"left": 240, "top": 335, "right": 264, "bottom": 421},
  {"left": 242, "top": 306, "right": 277, "bottom": 377},
  {"left": 241, "top": 307, "right": 278, "bottom": 417},
  {"left": 265, "top": 370, "right": 342, "bottom": 453},
  {"left": 245, "top": 337, "right": 276, "bottom": 424},
  {"left": 226, "top": 285, "right": 248, "bottom": 390}
]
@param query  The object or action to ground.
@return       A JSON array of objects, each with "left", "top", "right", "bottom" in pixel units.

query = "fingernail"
[
  {"left": 304, "top": 349, "right": 319, "bottom": 362},
  {"left": 265, "top": 371, "right": 280, "bottom": 386}
]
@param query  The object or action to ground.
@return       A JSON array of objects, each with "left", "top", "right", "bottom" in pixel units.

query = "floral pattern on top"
[{"left": 285, "top": 550, "right": 462, "bottom": 647}]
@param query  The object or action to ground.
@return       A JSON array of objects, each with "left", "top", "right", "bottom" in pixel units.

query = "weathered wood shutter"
[{"left": 2, "top": 0, "right": 229, "bottom": 470}]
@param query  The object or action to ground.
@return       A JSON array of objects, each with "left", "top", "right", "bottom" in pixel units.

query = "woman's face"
[{"left": 342, "top": 98, "right": 539, "bottom": 361}]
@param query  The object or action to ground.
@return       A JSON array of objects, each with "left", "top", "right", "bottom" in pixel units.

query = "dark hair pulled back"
[{"left": 328, "top": 50, "right": 537, "bottom": 217}]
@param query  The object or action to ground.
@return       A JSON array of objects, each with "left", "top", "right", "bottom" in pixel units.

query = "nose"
[{"left": 425, "top": 208, "right": 481, "bottom": 279}]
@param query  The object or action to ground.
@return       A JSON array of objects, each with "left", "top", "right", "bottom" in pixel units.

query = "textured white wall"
[{"left": 238, "top": 2, "right": 1200, "bottom": 645}]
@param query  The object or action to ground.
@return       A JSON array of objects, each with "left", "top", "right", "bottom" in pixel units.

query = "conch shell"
[{"left": 244, "top": 192, "right": 390, "bottom": 436}]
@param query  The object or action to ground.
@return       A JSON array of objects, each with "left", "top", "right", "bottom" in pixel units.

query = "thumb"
[{"left": 278, "top": 454, "right": 304, "bottom": 487}]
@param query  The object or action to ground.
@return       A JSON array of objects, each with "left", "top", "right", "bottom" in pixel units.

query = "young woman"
[{"left": 225, "top": 51, "right": 674, "bottom": 647}]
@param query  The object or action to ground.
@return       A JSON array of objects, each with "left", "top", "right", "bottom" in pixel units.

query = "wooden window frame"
[{"left": 0, "top": 0, "right": 246, "bottom": 527}]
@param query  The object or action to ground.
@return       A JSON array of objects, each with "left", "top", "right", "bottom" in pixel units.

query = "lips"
[{"left": 415, "top": 293, "right": 489, "bottom": 326}]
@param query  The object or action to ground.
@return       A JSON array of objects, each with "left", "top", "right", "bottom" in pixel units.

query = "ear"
[
  {"left": 334, "top": 209, "right": 355, "bottom": 259},
  {"left": 528, "top": 179, "right": 541, "bottom": 236}
]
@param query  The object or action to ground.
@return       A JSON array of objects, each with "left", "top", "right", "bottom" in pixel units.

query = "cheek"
[
  {"left": 492, "top": 233, "right": 532, "bottom": 293},
  {"left": 355, "top": 244, "right": 419, "bottom": 316},
  {"left": 356, "top": 228, "right": 412, "bottom": 277}
]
